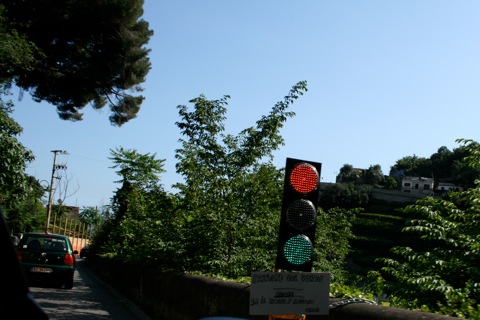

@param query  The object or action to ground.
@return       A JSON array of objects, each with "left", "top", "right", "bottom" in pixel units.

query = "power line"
[{"left": 67, "top": 153, "right": 108, "bottom": 164}]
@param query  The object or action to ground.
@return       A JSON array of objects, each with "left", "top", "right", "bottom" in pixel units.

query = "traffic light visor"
[{"left": 289, "top": 163, "right": 319, "bottom": 194}]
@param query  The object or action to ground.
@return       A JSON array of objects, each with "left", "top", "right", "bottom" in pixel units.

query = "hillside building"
[
  {"left": 401, "top": 176, "right": 434, "bottom": 195},
  {"left": 435, "top": 182, "right": 463, "bottom": 193}
]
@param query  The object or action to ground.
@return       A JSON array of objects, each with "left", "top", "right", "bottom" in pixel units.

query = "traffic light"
[{"left": 275, "top": 157, "right": 322, "bottom": 272}]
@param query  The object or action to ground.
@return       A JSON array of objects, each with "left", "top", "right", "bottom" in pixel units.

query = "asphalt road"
[{"left": 29, "top": 258, "right": 151, "bottom": 320}]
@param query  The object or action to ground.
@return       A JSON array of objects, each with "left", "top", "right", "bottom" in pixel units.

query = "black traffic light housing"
[{"left": 275, "top": 157, "right": 322, "bottom": 272}]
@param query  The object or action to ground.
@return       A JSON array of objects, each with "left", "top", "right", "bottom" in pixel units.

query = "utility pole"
[{"left": 45, "top": 150, "right": 68, "bottom": 233}]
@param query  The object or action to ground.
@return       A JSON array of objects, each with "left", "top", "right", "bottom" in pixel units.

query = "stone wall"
[
  {"left": 319, "top": 182, "right": 433, "bottom": 205},
  {"left": 86, "top": 255, "right": 459, "bottom": 320}
]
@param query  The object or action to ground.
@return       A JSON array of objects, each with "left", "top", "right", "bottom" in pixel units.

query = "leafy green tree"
[
  {"left": 380, "top": 192, "right": 480, "bottom": 318},
  {"left": 314, "top": 207, "right": 356, "bottom": 283},
  {"left": 109, "top": 146, "right": 165, "bottom": 221},
  {"left": 1, "top": 0, "right": 153, "bottom": 126},
  {"left": 382, "top": 175, "right": 398, "bottom": 189},
  {"left": 337, "top": 164, "right": 362, "bottom": 184},
  {"left": 362, "top": 164, "right": 384, "bottom": 187},
  {"left": 92, "top": 81, "right": 353, "bottom": 281},
  {"left": 378, "top": 139, "right": 480, "bottom": 318},
  {"left": 452, "top": 139, "right": 480, "bottom": 188},
  {"left": 429, "top": 146, "right": 453, "bottom": 180},
  {"left": 79, "top": 206, "right": 103, "bottom": 227},
  {"left": 450, "top": 158, "right": 475, "bottom": 189},
  {"left": 319, "top": 183, "right": 369, "bottom": 210},
  {"left": 336, "top": 163, "right": 396, "bottom": 190},
  {"left": 0, "top": 4, "right": 40, "bottom": 84},
  {"left": 92, "top": 147, "right": 185, "bottom": 268},
  {"left": 0, "top": 92, "right": 46, "bottom": 233},
  {"left": 0, "top": 90, "right": 35, "bottom": 209},
  {"left": 98, "top": 181, "right": 183, "bottom": 268},
  {"left": 5, "top": 175, "right": 47, "bottom": 234},
  {"left": 174, "top": 82, "right": 308, "bottom": 277},
  {"left": 390, "top": 154, "right": 432, "bottom": 178},
  {"left": 389, "top": 145, "right": 480, "bottom": 190},
  {"left": 0, "top": 14, "right": 47, "bottom": 231}
]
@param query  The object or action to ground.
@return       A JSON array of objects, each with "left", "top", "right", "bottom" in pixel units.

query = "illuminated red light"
[
  {"left": 289, "top": 163, "right": 319, "bottom": 194},
  {"left": 64, "top": 254, "right": 75, "bottom": 266}
]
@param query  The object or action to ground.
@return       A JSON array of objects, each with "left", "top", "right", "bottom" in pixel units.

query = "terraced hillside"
[{"left": 345, "top": 199, "right": 427, "bottom": 277}]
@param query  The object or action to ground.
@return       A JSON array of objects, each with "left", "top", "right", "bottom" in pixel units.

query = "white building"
[
  {"left": 435, "top": 182, "right": 463, "bottom": 193},
  {"left": 401, "top": 176, "right": 434, "bottom": 195}
]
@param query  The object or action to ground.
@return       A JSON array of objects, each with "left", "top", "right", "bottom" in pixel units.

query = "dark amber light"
[{"left": 286, "top": 199, "right": 316, "bottom": 231}]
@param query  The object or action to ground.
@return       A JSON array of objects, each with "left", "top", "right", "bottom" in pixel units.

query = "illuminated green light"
[{"left": 283, "top": 235, "right": 313, "bottom": 265}]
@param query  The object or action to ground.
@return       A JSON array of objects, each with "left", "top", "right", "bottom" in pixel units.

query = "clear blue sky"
[{"left": 11, "top": 1, "right": 480, "bottom": 208}]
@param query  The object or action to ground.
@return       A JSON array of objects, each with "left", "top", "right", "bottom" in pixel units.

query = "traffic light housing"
[{"left": 275, "top": 158, "right": 322, "bottom": 272}]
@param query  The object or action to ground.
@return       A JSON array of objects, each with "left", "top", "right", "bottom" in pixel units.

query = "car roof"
[
  {"left": 22, "top": 232, "right": 70, "bottom": 240},
  {"left": 24, "top": 232, "right": 67, "bottom": 236}
]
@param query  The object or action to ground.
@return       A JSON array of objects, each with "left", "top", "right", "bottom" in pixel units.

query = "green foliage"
[
  {"left": 382, "top": 175, "right": 399, "bottom": 189},
  {"left": 2, "top": 176, "right": 47, "bottom": 234},
  {"left": 2, "top": 0, "right": 153, "bottom": 126},
  {"left": 94, "top": 82, "right": 353, "bottom": 282},
  {"left": 90, "top": 82, "right": 357, "bottom": 290},
  {"left": 363, "top": 164, "right": 383, "bottom": 186},
  {"left": 336, "top": 164, "right": 360, "bottom": 184},
  {"left": 109, "top": 147, "right": 166, "bottom": 188},
  {"left": 313, "top": 207, "right": 356, "bottom": 282},
  {"left": 319, "top": 183, "right": 370, "bottom": 210},
  {"left": 180, "top": 163, "right": 283, "bottom": 277},
  {"left": 390, "top": 144, "right": 480, "bottom": 189},
  {"left": 93, "top": 147, "right": 183, "bottom": 268},
  {"left": 0, "top": 85, "right": 47, "bottom": 233},
  {"left": 336, "top": 163, "right": 396, "bottom": 189},
  {"left": 173, "top": 82, "right": 308, "bottom": 277},
  {"left": 0, "top": 4, "right": 41, "bottom": 84},
  {"left": 79, "top": 206, "right": 103, "bottom": 227},
  {"left": 111, "top": 187, "right": 185, "bottom": 269},
  {"left": 378, "top": 188, "right": 480, "bottom": 318},
  {"left": 456, "top": 139, "right": 480, "bottom": 183},
  {"left": 347, "top": 211, "right": 407, "bottom": 275},
  {"left": 0, "top": 90, "right": 35, "bottom": 208}
]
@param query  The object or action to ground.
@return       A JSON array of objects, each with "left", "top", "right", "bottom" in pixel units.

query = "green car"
[{"left": 16, "top": 232, "right": 78, "bottom": 289}]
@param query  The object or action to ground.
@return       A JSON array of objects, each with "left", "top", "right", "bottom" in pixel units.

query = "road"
[{"left": 29, "top": 258, "right": 151, "bottom": 320}]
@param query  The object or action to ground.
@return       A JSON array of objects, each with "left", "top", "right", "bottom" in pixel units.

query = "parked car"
[
  {"left": 16, "top": 232, "right": 78, "bottom": 289},
  {"left": 80, "top": 245, "right": 90, "bottom": 258}
]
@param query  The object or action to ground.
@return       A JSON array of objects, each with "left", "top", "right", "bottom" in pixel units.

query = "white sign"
[{"left": 249, "top": 272, "right": 330, "bottom": 315}]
